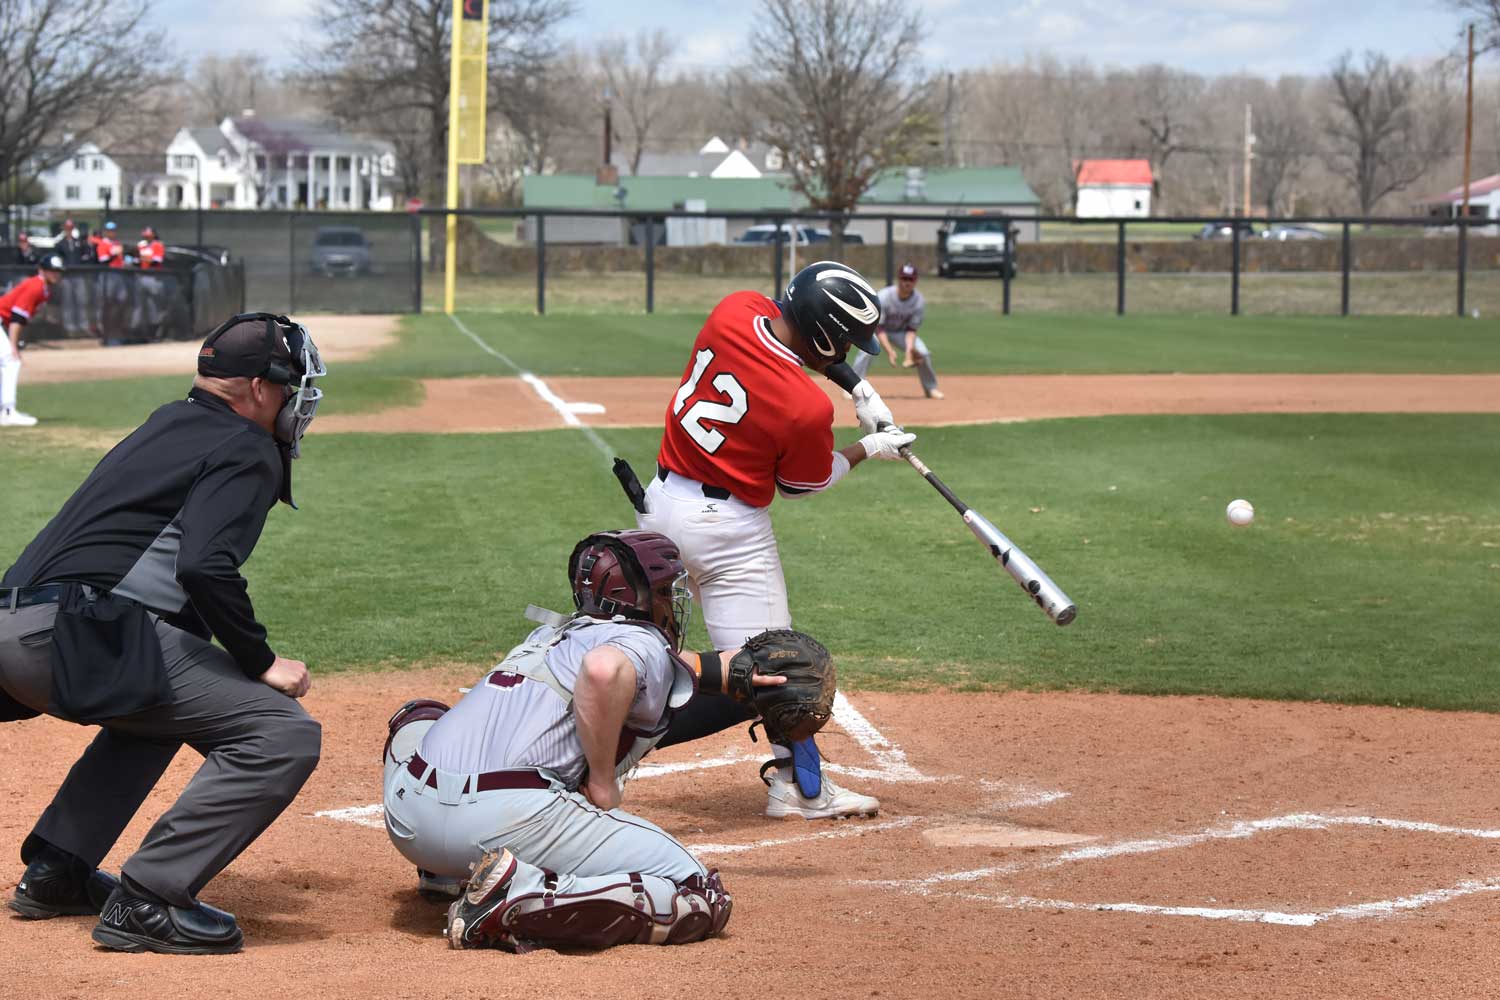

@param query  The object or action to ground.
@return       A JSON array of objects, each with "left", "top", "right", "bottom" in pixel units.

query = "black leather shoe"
[
  {"left": 8, "top": 846, "right": 120, "bottom": 920},
  {"left": 91, "top": 887, "right": 243, "bottom": 955}
]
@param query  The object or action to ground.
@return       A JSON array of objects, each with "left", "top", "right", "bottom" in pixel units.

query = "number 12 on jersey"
[{"left": 672, "top": 348, "right": 748, "bottom": 454}]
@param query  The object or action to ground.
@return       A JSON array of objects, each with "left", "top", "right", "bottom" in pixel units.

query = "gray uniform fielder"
[{"left": 851, "top": 282, "right": 940, "bottom": 397}]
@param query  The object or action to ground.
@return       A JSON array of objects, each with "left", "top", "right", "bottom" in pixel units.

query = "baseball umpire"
[
  {"left": 382, "top": 530, "right": 834, "bottom": 951},
  {"left": 0, "top": 312, "right": 328, "bottom": 955}
]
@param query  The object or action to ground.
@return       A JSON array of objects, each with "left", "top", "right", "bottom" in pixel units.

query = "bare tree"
[
  {"left": 1130, "top": 65, "right": 1204, "bottom": 213},
  {"left": 729, "top": 0, "right": 933, "bottom": 252},
  {"left": 597, "top": 29, "right": 678, "bottom": 175},
  {"left": 1252, "top": 77, "right": 1316, "bottom": 215},
  {"left": 302, "top": 0, "right": 573, "bottom": 202},
  {"left": 1449, "top": 0, "right": 1500, "bottom": 54},
  {"left": 1325, "top": 51, "right": 1455, "bottom": 215},
  {"left": 0, "top": 0, "right": 170, "bottom": 215}
]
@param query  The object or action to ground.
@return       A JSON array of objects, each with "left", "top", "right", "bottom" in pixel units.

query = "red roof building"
[
  {"left": 1074, "top": 159, "right": 1153, "bottom": 187},
  {"left": 1074, "top": 159, "right": 1153, "bottom": 217}
]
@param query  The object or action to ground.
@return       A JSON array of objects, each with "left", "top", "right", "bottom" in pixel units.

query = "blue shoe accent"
[{"left": 791, "top": 737, "right": 822, "bottom": 799}]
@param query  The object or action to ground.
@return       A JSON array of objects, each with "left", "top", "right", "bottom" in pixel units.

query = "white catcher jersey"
[
  {"left": 418, "top": 621, "right": 678, "bottom": 787},
  {"left": 877, "top": 285, "right": 925, "bottom": 334}
]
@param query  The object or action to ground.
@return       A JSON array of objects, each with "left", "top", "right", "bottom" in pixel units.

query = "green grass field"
[{"left": 3, "top": 310, "right": 1497, "bottom": 711}]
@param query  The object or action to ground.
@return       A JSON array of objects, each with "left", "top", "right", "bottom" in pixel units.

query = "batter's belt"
[{"left": 657, "top": 463, "right": 733, "bottom": 501}]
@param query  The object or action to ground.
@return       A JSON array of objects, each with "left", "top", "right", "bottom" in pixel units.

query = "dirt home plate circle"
[{"left": 1226, "top": 498, "right": 1255, "bottom": 526}]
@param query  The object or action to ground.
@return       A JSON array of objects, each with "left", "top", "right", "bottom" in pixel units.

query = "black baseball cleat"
[
  {"left": 8, "top": 845, "right": 120, "bottom": 920},
  {"left": 91, "top": 886, "right": 244, "bottom": 955},
  {"left": 445, "top": 848, "right": 518, "bottom": 950}
]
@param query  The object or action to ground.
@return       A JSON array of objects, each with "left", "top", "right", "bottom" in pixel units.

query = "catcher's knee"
[
  {"left": 384, "top": 698, "right": 450, "bottom": 765},
  {"left": 495, "top": 870, "right": 731, "bottom": 950}
]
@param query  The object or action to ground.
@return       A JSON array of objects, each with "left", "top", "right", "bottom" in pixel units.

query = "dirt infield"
[
  {"left": 312, "top": 372, "right": 1500, "bottom": 434},
  {"left": 22, "top": 315, "right": 398, "bottom": 384},
  {"left": 3, "top": 667, "right": 1498, "bottom": 998}
]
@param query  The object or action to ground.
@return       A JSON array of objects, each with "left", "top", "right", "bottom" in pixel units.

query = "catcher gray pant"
[
  {"left": 851, "top": 331, "right": 939, "bottom": 395},
  {"left": 0, "top": 602, "right": 321, "bottom": 908},
  {"left": 382, "top": 737, "right": 707, "bottom": 922}
]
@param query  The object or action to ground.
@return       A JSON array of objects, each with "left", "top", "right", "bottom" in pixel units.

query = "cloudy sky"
[{"left": 166, "top": 0, "right": 1474, "bottom": 77}]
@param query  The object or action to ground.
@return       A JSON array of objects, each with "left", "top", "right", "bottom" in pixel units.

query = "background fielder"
[
  {"left": 850, "top": 261, "right": 942, "bottom": 399},
  {"left": 636, "top": 260, "right": 911, "bottom": 820}
]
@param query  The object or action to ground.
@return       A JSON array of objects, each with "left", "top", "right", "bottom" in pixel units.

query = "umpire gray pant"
[{"left": 0, "top": 603, "right": 321, "bottom": 908}]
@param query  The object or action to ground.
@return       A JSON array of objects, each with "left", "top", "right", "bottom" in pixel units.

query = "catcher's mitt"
[{"left": 727, "top": 629, "right": 835, "bottom": 743}]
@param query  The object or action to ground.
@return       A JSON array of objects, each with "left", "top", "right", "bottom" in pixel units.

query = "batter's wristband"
[{"left": 697, "top": 651, "right": 726, "bottom": 694}]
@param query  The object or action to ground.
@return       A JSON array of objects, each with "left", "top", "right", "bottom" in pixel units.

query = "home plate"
[{"left": 921, "top": 823, "right": 1098, "bottom": 849}]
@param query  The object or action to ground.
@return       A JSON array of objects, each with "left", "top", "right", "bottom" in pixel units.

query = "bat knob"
[{"left": 1055, "top": 606, "right": 1078, "bottom": 627}]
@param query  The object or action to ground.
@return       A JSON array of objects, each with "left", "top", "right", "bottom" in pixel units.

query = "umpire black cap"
[{"left": 197, "top": 313, "right": 300, "bottom": 383}]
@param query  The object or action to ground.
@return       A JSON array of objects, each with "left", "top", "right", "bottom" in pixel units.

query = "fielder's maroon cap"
[{"left": 898, "top": 262, "right": 919, "bottom": 280}]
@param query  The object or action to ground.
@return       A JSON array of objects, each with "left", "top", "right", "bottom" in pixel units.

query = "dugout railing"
[
  {"left": 421, "top": 207, "right": 1493, "bottom": 319},
  {"left": 0, "top": 255, "right": 246, "bottom": 343}
]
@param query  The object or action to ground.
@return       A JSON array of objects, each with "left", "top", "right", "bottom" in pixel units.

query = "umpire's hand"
[{"left": 261, "top": 656, "right": 312, "bottom": 699}]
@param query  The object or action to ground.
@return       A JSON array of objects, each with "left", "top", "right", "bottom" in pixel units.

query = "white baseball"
[{"left": 1226, "top": 499, "right": 1255, "bottom": 527}]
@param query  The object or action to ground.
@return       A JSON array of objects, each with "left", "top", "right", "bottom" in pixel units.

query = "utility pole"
[
  {"left": 1463, "top": 23, "right": 1475, "bottom": 222},
  {"left": 943, "top": 72, "right": 956, "bottom": 167},
  {"left": 602, "top": 87, "right": 613, "bottom": 167},
  {"left": 1242, "top": 103, "right": 1254, "bottom": 219}
]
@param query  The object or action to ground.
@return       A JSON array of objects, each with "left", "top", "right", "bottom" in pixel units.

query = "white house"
[
  {"left": 137, "top": 117, "right": 398, "bottom": 211},
  {"left": 36, "top": 142, "right": 123, "bottom": 212},
  {"left": 1074, "top": 159, "right": 1153, "bottom": 218}
]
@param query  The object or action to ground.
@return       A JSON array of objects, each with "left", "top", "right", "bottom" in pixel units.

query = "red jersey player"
[
  {"left": 0, "top": 254, "right": 66, "bottom": 427},
  {"left": 638, "top": 260, "right": 911, "bottom": 820}
]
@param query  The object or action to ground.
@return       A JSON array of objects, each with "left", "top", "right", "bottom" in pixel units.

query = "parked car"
[
  {"left": 937, "top": 214, "right": 1016, "bottom": 278},
  {"left": 733, "top": 224, "right": 820, "bottom": 246},
  {"left": 310, "top": 226, "right": 374, "bottom": 276},
  {"left": 1194, "top": 220, "right": 1261, "bottom": 240},
  {"left": 807, "top": 228, "right": 866, "bottom": 244},
  {"left": 1261, "top": 224, "right": 1328, "bottom": 241}
]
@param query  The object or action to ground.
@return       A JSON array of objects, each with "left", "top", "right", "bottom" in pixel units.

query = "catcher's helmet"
[
  {"left": 781, "top": 260, "right": 882, "bottom": 358},
  {"left": 568, "top": 530, "right": 691, "bottom": 650}
]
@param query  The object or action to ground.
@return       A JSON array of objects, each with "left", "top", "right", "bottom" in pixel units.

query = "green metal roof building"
[{"left": 519, "top": 166, "right": 1039, "bottom": 244}]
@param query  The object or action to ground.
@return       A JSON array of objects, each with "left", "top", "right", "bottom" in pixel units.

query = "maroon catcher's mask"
[{"left": 568, "top": 530, "right": 691, "bottom": 650}]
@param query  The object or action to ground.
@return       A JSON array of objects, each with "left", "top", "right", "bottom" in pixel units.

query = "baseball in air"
[{"left": 1226, "top": 499, "right": 1255, "bottom": 527}]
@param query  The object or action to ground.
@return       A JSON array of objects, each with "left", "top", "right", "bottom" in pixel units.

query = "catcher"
[{"left": 381, "top": 529, "right": 835, "bottom": 952}]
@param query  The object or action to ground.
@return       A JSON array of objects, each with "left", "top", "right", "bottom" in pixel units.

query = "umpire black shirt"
[{"left": 2, "top": 387, "right": 285, "bottom": 676}]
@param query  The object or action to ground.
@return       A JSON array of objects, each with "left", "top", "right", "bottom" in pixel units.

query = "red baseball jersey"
[
  {"left": 0, "top": 275, "right": 51, "bottom": 326},
  {"left": 657, "top": 291, "right": 835, "bottom": 507}
]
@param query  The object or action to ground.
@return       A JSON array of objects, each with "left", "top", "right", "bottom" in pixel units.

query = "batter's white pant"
[
  {"left": 382, "top": 725, "right": 705, "bottom": 921},
  {"left": 636, "top": 471, "right": 791, "bottom": 650},
  {"left": 851, "top": 331, "right": 939, "bottom": 395},
  {"left": 1, "top": 352, "right": 19, "bottom": 411}
]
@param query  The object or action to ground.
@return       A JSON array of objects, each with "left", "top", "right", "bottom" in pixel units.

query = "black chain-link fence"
[
  {"left": 100, "top": 210, "right": 421, "bottom": 316},
  {"left": 0, "top": 256, "right": 245, "bottom": 343}
]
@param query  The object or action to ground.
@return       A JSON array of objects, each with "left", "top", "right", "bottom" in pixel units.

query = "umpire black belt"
[
  {"left": 657, "top": 463, "right": 732, "bottom": 501},
  {"left": 407, "top": 753, "right": 551, "bottom": 793},
  {"left": 2, "top": 584, "right": 65, "bottom": 611}
]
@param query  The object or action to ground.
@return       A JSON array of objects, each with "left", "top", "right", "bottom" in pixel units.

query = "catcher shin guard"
[{"left": 491, "top": 868, "right": 731, "bottom": 951}]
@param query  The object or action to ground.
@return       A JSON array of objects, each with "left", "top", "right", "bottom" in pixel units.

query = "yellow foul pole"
[
  {"left": 445, "top": 0, "right": 489, "bottom": 314},
  {"left": 444, "top": 0, "right": 462, "bottom": 315}
]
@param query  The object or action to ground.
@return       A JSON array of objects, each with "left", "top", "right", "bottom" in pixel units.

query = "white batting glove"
[
  {"left": 860, "top": 428, "right": 915, "bottom": 461},
  {"left": 851, "top": 379, "right": 895, "bottom": 435}
]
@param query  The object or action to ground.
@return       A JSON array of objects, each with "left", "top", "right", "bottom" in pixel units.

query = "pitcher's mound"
[{"left": 922, "top": 823, "right": 1098, "bottom": 849}]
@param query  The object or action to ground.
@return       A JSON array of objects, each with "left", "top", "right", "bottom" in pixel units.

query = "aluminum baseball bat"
[{"left": 897, "top": 444, "right": 1078, "bottom": 627}]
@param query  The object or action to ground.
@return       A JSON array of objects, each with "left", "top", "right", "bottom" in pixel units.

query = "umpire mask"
[{"left": 271, "top": 320, "right": 327, "bottom": 460}]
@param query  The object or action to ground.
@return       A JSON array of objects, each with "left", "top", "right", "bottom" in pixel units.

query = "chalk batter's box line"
[{"left": 859, "top": 812, "right": 1500, "bottom": 926}]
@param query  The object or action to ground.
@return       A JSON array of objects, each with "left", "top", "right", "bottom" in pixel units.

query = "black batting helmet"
[
  {"left": 568, "top": 530, "right": 691, "bottom": 650},
  {"left": 781, "top": 260, "right": 882, "bottom": 358}
]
